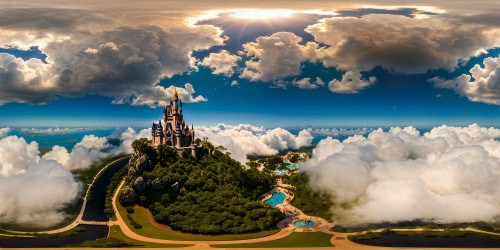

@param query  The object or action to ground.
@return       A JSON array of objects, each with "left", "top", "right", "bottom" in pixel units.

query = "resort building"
[{"left": 151, "top": 88, "right": 198, "bottom": 157}]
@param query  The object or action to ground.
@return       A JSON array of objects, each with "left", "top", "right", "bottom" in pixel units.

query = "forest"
[
  {"left": 283, "top": 173, "right": 333, "bottom": 220},
  {"left": 122, "top": 139, "right": 284, "bottom": 234}
]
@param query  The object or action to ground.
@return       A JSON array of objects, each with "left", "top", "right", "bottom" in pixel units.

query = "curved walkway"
[
  {"left": 110, "top": 179, "right": 294, "bottom": 245},
  {"left": 2, "top": 156, "right": 128, "bottom": 236}
]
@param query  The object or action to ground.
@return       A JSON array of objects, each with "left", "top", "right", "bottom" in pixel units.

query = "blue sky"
[{"left": 0, "top": 5, "right": 499, "bottom": 128}]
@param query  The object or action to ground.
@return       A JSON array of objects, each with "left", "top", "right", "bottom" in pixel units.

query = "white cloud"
[
  {"left": 0, "top": 127, "right": 10, "bottom": 137},
  {"left": 431, "top": 55, "right": 500, "bottom": 105},
  {"left": 112, "top": 83, "right": 207, "bottom": 108},
  {"left": 113, "top": 127, "right": 152, "bottom": 155},
  {"left": 0, "top": 136, "right": 81, "bottom": 228},
  {"left": 43, "top": 135, "right": 111, "bottom": 171},
  {"left": 240, "top": 32, "right": 318, "bottom": 81},
  {"left": 292, "top": 77, "right": 324, "bottom": 89},
  {"left": 231, "top": 80, "right": 239, "bottom": 86},
  {"left": 301, "top": 124, "right": 500, "bottom": 225},
  {"left": 328, "top": 70, "right": 376, "bottom": 94},
  {"left": 197, "top": 124, "right": 313, "bottom": 163},
  {"left": 42, "top": 127, "right": 152, "bottom": 170},
  {"left": 199, "top": 50, "right": 241, "bottom": 76}
]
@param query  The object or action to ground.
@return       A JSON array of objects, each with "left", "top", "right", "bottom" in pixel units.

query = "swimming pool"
[
  {"left": 275, "top": 170, "right": 287, "bottom": 176},
  {"left": 264, "top": 192, "right": 286, "bottom": 207},
  {"left": 294, "top": 220, "right": 316, "bottom": 228},
  {"left": 287, "top": 164, "right": 298, "bottom": 170}
]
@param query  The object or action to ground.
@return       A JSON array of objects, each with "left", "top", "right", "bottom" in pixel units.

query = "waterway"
[
  {"left": 82, "top": 157, "right": 130, "bottom": 221},
  {"left": 0, "top": 225, "right": 108, "bottom": 248},
  {"left": 355, "top": 233, "right": 500, "bottom": 248}
]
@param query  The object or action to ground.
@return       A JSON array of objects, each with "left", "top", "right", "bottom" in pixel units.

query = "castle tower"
[{"left": 150, "top": 86, "right": 197, "bottom": 157}]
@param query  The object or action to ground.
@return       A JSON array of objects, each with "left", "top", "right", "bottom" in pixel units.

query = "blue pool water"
[
  {"left": 287, "top": 164, "right": 298, "bottom": 170},
  {"left": 294, "top": 220, "right": 316, "bottom": 228},
  {"left": 275, "top": 170, "right": 287, "bottom": 176},
  {"left": 264, "top": 192, "right": 286, "bottom": 207}
]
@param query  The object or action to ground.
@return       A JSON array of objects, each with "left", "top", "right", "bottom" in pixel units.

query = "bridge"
[{"left": 78, "top": 220, "right": 109, "bottom": 226}]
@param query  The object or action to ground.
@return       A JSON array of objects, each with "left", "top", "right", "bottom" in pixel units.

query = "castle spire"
[{"left": 173, "top": 87, "right": 178, "bottom": 101}]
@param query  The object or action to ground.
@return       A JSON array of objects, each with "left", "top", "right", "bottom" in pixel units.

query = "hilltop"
[{"left": 119, "top": 138, "right": 284, "bottom": 234}]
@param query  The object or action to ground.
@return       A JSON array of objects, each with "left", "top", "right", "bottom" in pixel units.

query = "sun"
[{"left": 228, "top": 9, "right": 294, "bottom": 20}]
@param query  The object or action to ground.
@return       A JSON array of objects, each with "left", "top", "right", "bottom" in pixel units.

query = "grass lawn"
[
  {"left": 68, "top": 226, "right": 192, "bottom": 248},
  {"left": 116, "top": 201, "right": 280, "bottom": 241},
  {"left": 211, "top": 232, "right": 333, "bottom": 248}
]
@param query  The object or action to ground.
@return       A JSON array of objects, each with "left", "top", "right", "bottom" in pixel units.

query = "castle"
[{"left": 151, "top": 88, "right": 198, "bottom": 157}]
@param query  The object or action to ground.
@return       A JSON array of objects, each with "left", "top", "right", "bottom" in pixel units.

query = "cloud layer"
[
  {"left": 0, "top": 136, "right": 81, "bottom": 228},
  {"left": 1, "top": 7, "right": 500, "bottom": 105},
  {"left": 300, "top": 124, "right": 500, "bottom": 225},
  {"left": 197, "top": 124, "right": 313, "bottom": 163}
]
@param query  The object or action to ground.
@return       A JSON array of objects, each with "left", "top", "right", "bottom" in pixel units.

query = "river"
[{"left": 355, "top": 233, "right": 500, "bottom": 248}]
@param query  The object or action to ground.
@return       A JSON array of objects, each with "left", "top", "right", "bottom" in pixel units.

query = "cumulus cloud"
[
  {"left": 42, "top": 127, "right": 152, "bottom": 170},
  {"left": 43, "top": 135, "right": 111, "bottom": 171},
  {"left": 431, "top": 55, "right": 500, "bottom": 105},
  {"left": 291, "top": 77, "right": 324, "bottom": 89},
  {"left": 113, "top": 127, "right": 152, "bottom": 155},
  {"left": 0, "top": 136, "right": 81, "bottom": 228},
  {"left": 300, "top": 124, "right": 500, "bottom": 225},
  {"left": 199, "top": 50, "right": 241, "bottom": 76},
  {"left": 197, "top": 124, "right": 313, "bottom": 163},
  {"left": 305, "top": 13, "right": 500, "bottom": 93},
  {"left": 112, "top": 83, "right": 207, "bottom": 108},
  {"left": 0, "top": 9, "right": 224, "bottom": 106},
  {"left": 240, "top": 32, "right": 318, "bottom": 81},
  {"left": 328, "top": 71, "right": 376, "bottom": 94},
  {"left": 0, "top": 127, "right": 10, "bottom": 137}
]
